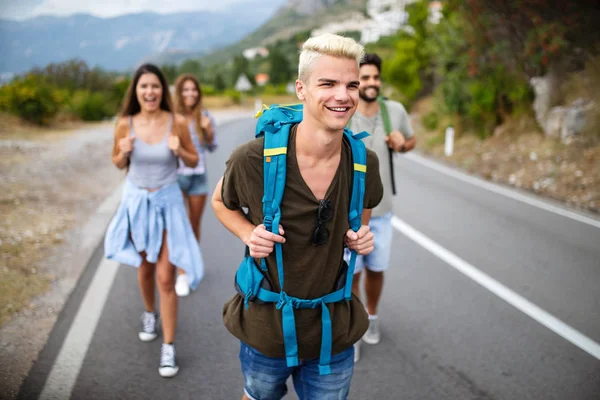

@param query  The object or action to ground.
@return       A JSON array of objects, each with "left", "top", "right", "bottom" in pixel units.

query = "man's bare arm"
[
  {"left": 362, "top": 208, "right": 373, "bottom": 225},
  {"left": 212, "top": 177, "right": 255, "bottom": 245},
  {"left": 402, "top": 136, "right": 416, "bottom": 152},
  {"left": 212, "top": 177, "right": 285, "bottom": 258}
]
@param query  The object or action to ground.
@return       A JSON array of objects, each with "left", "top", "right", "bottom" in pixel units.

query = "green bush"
[
  {"left": 338, "top": 30, "right": 362, "bottom": 42},
  {"left": 0, "top": 74, "right": 64, "bottom": 125},
  {"left": 422, "top": 111, "right": 439, "bottom": 131},
  {"left": 70, "top": 90, "right": 115, "bottom": 121},
  {"left": 261, "top": 83, "right": 288, "bottom": 96},
  {"left": 225, "top": 89, "right": 241, "bottom": 105},
  {"left": 111, "top": 78, "right": 130, "bottom": 106},
  {"left": 383, "top": 37, "right": 423, "bottom": 104},
  {"left": 201, "top": 84, "right": 217, "bottom": 96},
  {"left": 424, "top": 133, "right": 445, "bottom": 149},
  {"left": 67, "top": 79, "right": 128, "bottom": 121}
]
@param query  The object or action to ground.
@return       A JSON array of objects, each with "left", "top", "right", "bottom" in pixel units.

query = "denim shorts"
[
  {"left": 177, "top": 173, "right": 208, "bottom": 196},
  {"left": 344, "top": 212, "right": 393, "bottom": 273},
  {"left": 239, "top": 342, "right": 355, "bottom": 400}
]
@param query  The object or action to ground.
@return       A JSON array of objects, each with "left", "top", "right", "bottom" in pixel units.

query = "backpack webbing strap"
[
  {"left": 377, "top": 97, "right": 397, "bottom": 195},
  {"left": 262, "top": 123, "right": 290, "bottom": 290},
  {"left": 378, "top": 97, "right": 392, "bottom": 135},
  {"left": 256, "top": 287, "right": 346, "bottom": 374},
  {"left": 258, "top": 104, "right": 301, "bottom": 366},
  {"left": 343, "top": 129, "right": 367, "bottom": 300}
]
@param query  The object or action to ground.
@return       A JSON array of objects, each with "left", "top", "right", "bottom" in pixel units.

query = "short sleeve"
[
  {"left": 387, "top": 100, "right": 414, "bottom": 139},
  {"left": 364, "top": 149, "right": 384, "bottom": 209},
  {"left": 221, "top": 139, "right": 263, "bottom": 210}
]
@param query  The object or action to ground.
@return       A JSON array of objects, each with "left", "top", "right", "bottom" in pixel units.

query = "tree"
[
  {"left": 30, "top": 59, "right": 116, "bottom": 93},
  {"left": 268, "top": 46, "right": 292, "bottom": 85},
  {"left": 1, "top": 74, "right": 63, "bottom": 125},
  {"left": 382, "top": 0, "right": 432, "bottom": 103},
  {"left": 232, "top": 55, "right": 251, "bottom": 85},
  {"left": 161, "top": 64, "right": 178, "bottom": 84},
  {"left": 384, "top": 38, "right": 423, "bottom": 102},
  {"left": 178, "top": 59, "right": 203, "bottom": 79},
  {"left": 429, "top": 0, "right": 600, "bottom": 135},
  {"left": 214, "top": 73, "right": 226, "bottom": 92}
]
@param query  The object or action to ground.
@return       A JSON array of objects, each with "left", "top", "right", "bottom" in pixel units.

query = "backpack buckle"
[
  {"left": 263, "top": 215, "right": 273, "bottom": 230},
  {"left": 276, "top": 292, "right": 290, "bottom": 310}
]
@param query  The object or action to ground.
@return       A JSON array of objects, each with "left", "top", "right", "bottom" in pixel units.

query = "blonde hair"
[{"left": 298, "top": 33, "right": 364, "bottom": 81}]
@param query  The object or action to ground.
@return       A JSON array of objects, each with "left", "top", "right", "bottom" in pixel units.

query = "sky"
[{"left": 0, "top": 0, "right": 249, "bottom": 20}]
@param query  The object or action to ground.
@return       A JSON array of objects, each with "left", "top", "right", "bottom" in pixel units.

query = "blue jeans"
[{"left": 239, "top": 342, "right": 355, "bottom": 400}]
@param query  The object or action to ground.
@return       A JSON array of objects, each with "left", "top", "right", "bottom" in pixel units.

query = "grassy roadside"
[
  {"left": 0, "top": 112, "right": 108, "bottom": 139},
  {"left": 411, "top": 97, "right": 600, "bottom": 214},
  {"left": 0, "top": 114, "right": 115, "bottom": 326}
]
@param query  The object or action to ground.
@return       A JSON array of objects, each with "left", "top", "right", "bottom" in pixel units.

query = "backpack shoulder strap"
[
  {"left": 255, "top": 104, "right": 303, "bottom": 366},
  {"left": 377, "top": 97, "right": 392, "bottom": 136},
  {"left": 377, "top": 97, "right": 397, "bottom": 195},
  {"left": 343, "top": 127, "right": 367, "bottom": 300},
  {"left": 344, "top": 128, "right": 367, "bottom": 231},
  {"left": 254, "top": 104, "right": 302, "bottom": 288}
]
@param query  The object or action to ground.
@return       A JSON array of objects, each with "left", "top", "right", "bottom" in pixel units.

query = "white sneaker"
[
  {"left": 139, "top": 311, "right": 158, "bottom": 342},
  {"left": 159, "top": 343, "right": 180, "bottom": 378},
  {"left": 353, "top": 340, "right": 361, "bottom": 363},
  {"left": 362, "top": 315, "right": 380, "bottom": 345},
  {"left": 175, "top": 274, "right": 190, "bottom": 297}
]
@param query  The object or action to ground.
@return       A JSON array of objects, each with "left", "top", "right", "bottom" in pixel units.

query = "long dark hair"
[
  {"left": 119, "top": 63, "right": 172, "bottom": 117},
  {"left": 173, "top": 74, "right": 206, "bottom": 143}
]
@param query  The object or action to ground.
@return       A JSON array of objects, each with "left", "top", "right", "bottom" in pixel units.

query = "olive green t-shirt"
[{"left": 221, "top": 125, "right": 384, "bottom": 359}]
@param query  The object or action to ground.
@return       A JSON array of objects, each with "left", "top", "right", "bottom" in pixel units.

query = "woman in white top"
[{"left": 173, "top": 74, "right": 217, "bottom": 296}]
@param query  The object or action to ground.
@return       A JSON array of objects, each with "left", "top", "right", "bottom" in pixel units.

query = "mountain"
[
  {"left": 0, "top": 0, "right": 286, "bottom": 74},
  {"left": 200, "top": 0, "right": 368, "bottom": 65}
]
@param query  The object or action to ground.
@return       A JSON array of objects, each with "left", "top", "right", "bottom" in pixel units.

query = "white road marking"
[
  {"left": 39, "top": 259, "right": 120, "bottom": 400},
  {"left": 392, "top": 215, "right": 600, "bottom": 360}
]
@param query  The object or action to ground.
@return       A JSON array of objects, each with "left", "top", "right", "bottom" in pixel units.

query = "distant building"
[
  {"left": 311, "top": 12, "right": 370, "bottom": 38},
  {"left": 360, "top": 0, "right": 418, "bottom": 43},
  {"left": 309, "top": 0, "right": 420, "bottom": 45},
  {"left": 360, "top": 10, "right": 407, "bottom": 44},
  {"left": 366, "top": 0, "right": 405, "bottom": 16},
  {"left": 429, "top": 1, "right": 443, "bottom": 24},
  {"left": 243, "top": 47, "right": 269, "bottom": 60},
  {"left": 235, "top": 74, "right": 252, "bottom": 92},
  {"left": 286, "top": 82, "right": 296, "bottom": 94},
  {"left": 255, "top": 73, "right": 269, "bottom": 86}
]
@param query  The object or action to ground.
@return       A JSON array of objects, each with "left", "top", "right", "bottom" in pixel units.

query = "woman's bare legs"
[
  {"left": 138, "top": 253, "right": 156, "bottom": 312},
  {"left": 156, "top": 232, "right": 177, "bottom": 343}
]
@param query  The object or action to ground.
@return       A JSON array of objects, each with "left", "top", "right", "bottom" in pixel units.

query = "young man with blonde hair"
[{"left": 212, "top": 33, "right": 383, "bottom": 399}]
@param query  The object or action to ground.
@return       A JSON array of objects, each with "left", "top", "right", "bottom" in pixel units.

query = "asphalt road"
[{"left": 18, "top": 116, "right": 600, "bottom": 400}]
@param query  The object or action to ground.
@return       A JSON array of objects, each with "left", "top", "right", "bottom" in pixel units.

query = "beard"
[{"left": 359, "top": 86, "right": 379, "bottom": 103}]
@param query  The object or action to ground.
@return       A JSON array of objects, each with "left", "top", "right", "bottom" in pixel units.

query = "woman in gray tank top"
[
  {"left": 104, "top": 64, "right": 203, "bottom": 378},
  {"left": 172, "top": 74, "right": 217, "bottom": 297}
]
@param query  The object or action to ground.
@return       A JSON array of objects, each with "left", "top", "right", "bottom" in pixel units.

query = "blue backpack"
[{"left": 234, "top": 104, "right": 368, "bottom": 375}]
